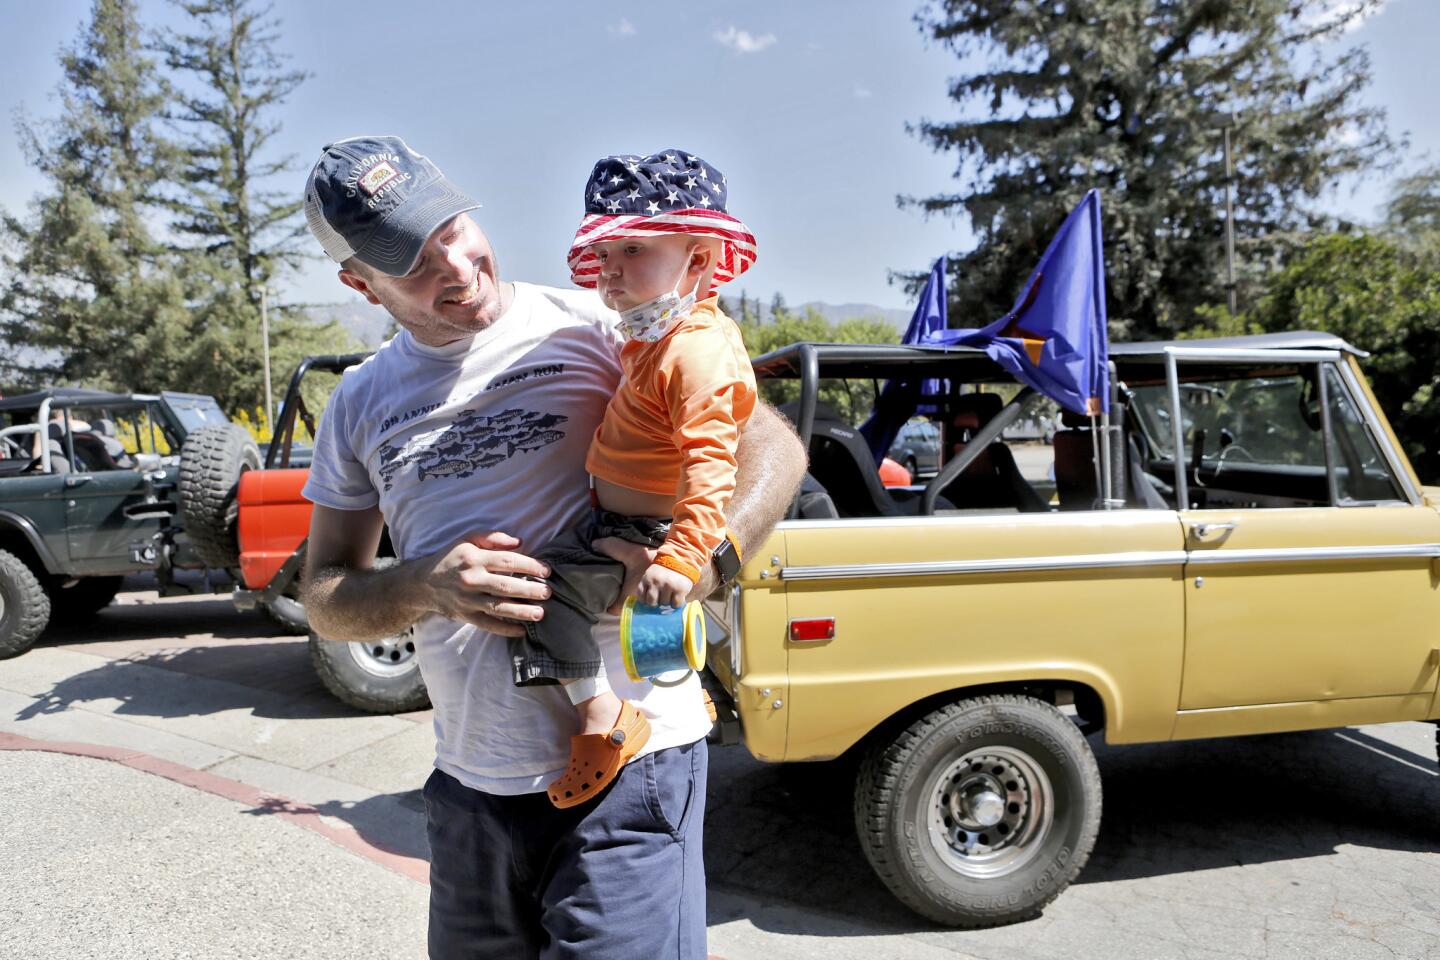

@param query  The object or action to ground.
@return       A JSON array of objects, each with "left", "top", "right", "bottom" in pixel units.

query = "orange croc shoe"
[{"left": 547, "top": 700, "right": 651, "bottom": 809}]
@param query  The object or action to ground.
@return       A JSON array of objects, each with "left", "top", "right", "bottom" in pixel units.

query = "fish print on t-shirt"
[{"left": 376, "top": 407, "right": 568, "bottom": 491}]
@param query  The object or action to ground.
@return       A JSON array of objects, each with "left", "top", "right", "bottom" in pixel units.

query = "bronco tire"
[
  {"left": 179, "top": 424, "right": 261, "bottom": 570},
  {"left": 309, "top": 627, "right": 428, "bottom": 714},
  {"left": 0, "top": 548, "right": 51, "bottom": 659},
  {"left": 260, "top": 591, "right": 310, "bottom": 636},
  {"left": 854, "top": 694, "right": 1101, "bottom": 928},
  {"left": 47, "top": 575, "right": 124, "bottom": 624}
]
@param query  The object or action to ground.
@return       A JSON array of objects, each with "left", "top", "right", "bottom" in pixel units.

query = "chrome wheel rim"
[
  {"left": 925, "top": 745, "right": 1054, "bottom": 879},
  {"left": 345, "top": 626, "right": 417, "bottom": 678}
]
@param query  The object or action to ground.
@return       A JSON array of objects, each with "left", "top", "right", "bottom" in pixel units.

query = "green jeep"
[{"left": 0, "top": 387, "right": 260, "bottom": 657}]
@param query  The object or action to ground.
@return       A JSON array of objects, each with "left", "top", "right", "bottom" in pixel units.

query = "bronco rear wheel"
[
  {"left": 854, "top": 694, "right": 1101, "bottom": 928},
  {"left": 0, "top": 548, "right": 51, "bottom": 659},
  {"left": 308, "top": 627, "right": 428, "bottom": 714}
]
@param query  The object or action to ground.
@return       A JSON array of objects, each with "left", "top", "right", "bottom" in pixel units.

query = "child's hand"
[{"left": 636, "top": 563, "right": 693, "bottom": 608}]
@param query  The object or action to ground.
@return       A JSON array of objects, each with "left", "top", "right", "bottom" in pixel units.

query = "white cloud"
[
  {"left": 608, "top": 18, "right": 636, "bottom": 37},
  {"left": 713, "top": 26, "right": 777, "bottom": 54},
  {"left": 853, "top": 85, "right": 873, "bottom": 99}
]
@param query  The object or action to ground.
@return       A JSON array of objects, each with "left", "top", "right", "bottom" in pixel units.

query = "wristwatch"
[{"left": 711, "top": 533, "right": 742, "bottom": 589}]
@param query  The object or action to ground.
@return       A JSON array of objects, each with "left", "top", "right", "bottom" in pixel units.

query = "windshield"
[{"left": 162, "top": 392, "right": 230, "bottom": 434}]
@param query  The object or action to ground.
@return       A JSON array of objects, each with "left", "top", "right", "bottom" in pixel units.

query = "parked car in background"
[{"left": 888, "top": 417, "right": 941, "bottom": 478}]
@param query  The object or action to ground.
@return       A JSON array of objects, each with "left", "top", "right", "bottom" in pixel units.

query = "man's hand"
[
  {"left": 417, "top": 531, "right": 552, "bottom": 637},
  {"left": 593, "top": 536, "right": 658, "bottom": 614},
  {"left": 635, "top": 563, "right": 693, "bottom": 608}
]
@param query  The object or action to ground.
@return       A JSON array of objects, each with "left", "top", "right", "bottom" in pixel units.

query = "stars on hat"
[{"left": 584, "top": 149, "right": 732, "bottom": 219}]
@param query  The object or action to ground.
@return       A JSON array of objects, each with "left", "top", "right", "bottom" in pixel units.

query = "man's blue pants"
[{"left": 423, "top": 740, "right": 708, "bottom": 959}]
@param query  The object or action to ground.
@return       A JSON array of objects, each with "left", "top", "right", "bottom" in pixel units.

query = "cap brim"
[{"left": 356, "top": 175, "right": 481, "bottom": 277}]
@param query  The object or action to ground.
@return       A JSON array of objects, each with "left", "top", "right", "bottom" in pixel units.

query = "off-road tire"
[
  {"left": 179, "top": 424, "right": 261, "bottom": 569},
  {"left": 260, "top": 593, "right": 310, "bottom": 636},
  {"left": 309, "top": 628, "right": 428, "bottom": 714},
  {"left": 854, "top": 694, "right": 1102, "bottom": 928},
  {"left": 0, "top": 548, "right": 51, "bottom": 659},
  {"left": 47, "top": 575, "right": 124, "bottom": 625}
]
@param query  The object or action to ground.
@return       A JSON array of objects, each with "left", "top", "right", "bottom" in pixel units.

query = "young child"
[{"left": 508, "top": 149, "right": 757, "bottom": 808}]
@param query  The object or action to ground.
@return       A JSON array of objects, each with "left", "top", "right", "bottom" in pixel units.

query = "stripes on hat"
[{"left": 568, "top": 208, "right": 758, "bottom": 290}]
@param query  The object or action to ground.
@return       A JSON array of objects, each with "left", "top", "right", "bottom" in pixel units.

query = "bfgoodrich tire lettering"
[
  {"left": 854, "top": 694, "right": 1102, "bottom": 927},
  {"left": 0, "top": 548, "right": 51, "bottom": 659}
]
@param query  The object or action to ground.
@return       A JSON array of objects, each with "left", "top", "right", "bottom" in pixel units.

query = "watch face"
[{"left": 713, "top": 539, "right": 741, "bottom": 583}]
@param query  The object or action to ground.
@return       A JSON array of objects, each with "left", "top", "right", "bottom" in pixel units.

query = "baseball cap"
[{"left": 304, "top": 135, "right": 480, "bottom": 277}]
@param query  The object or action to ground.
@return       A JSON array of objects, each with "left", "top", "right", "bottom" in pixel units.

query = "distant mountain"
[
  {"left": 308, "top": 300, "right": 395, "bottom": 348},
  {"left": 793, "top": 301, "right": 912, "bottom": 332}
]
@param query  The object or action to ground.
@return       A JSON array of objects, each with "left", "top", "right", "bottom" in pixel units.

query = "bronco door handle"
[
  {"left": 63, "top": 475, "right": 94, "bottom": 488},
  {"left": 1191, "top": 522, "right": 1236, "bottom": 542}
]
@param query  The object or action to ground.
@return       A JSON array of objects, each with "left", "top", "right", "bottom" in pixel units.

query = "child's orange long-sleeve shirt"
[{"left": 586, "top": 298, "right": 756, "bottom": 583}]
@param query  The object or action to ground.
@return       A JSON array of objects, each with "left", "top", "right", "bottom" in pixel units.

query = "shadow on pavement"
[
  {"left": 13, "top": 643, "right": 364, "bottom": 722},
  {"left": 34, "top": 597, "right": 275, "bottom": 649},
  {"left": 702, "top": 725, "right": 1440, "bottom": 936},
  {"left": 239, "top": 788, "right": 431, "bottom": 864}
]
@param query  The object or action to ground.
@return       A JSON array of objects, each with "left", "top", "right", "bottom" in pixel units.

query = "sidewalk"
[
  {"left": 0, "top": 587, "right": 964, "bottom": 960},
  {"left": 4, "top": 584, "right": 1439, "bottom": 959}
]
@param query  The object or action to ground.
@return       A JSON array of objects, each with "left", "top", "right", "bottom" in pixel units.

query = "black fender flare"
[{"left": 0, "top": 511, "right": 62, "bottom": 575}]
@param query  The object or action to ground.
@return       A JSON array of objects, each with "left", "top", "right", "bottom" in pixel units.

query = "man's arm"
[
  {"left": 302, "top": 503, "right": 553, "bottom": 641},
  {"left": 599, "top": 400, "right": 807, "bottom": 605}
]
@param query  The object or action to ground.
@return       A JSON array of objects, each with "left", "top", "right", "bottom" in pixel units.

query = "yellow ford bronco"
[{"left": 703, "top": 331, "right": 1440, "bottom": 928}]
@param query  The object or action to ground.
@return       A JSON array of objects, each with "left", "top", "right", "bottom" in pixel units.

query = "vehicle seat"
[
  {"left": 1052, "top": 427, "right": 1098, "bottom": 510},
  {"left": 1127, "top": 434, "right": 1171, "bottom": 509},
  {"left": 779, "top": 401, "right": 924, "bottom": 518},
  {"left": 937, "top": 394, "right": 1049, "bottom": 512}
]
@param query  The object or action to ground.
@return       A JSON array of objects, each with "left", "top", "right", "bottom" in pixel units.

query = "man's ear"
[{"left": 338, "top": 268, "right": 384, "bottom": 306}]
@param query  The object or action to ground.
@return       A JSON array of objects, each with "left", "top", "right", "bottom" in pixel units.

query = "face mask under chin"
[{"left": 615, "top": 256, "right": 698, "bottom": 342}]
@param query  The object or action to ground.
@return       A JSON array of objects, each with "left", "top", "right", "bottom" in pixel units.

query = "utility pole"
[
  {"left": 260, "top": 286, "right": 274, "bottom": 432},
  {"left": 1223, "top": 124, "right": 1237, "bottom": 316}
]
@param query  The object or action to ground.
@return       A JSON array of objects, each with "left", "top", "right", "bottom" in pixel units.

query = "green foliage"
[
  {"left": 721, "top": 298, "right": 901, "bottom": 424},
  {"left": 909, "top": 0, "right": 1394, "bottom": 339},
  {"left": 0, "top": 0, "right": 191, "bottom": 392},
  {"left": 1194, "top": 232, "right": 1440, "bottom": 481},
  {"left": 1386, "top": 164, "right": 1440, "bottom": 262},
  {"left": 0, "top": 0, "right": 357, "bottom": 414}
]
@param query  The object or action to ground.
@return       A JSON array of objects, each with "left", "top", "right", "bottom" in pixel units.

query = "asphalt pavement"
[{"left": 1, "top": 579, "right": 1438, "bottom": 959}]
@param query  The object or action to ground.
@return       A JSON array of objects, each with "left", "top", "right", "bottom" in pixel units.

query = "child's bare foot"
[{"left": 574, "top": 688, "right": 625, "bottom": 736}]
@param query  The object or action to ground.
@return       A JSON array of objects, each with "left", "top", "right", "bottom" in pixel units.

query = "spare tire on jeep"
[{"left": 179, "top": 424, "right": 261, "bottom": 569}]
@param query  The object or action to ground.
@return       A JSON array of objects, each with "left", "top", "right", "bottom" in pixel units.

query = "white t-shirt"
[{"left": 303, "top": 281, "right": 712, "bottom": 795}]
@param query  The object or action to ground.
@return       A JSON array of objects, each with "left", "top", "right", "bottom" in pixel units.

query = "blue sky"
[{"left": 2, "top": 1, "right": 1436, "bottom": 315}]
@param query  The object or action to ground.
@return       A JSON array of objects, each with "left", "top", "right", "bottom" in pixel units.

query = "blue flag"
[
  {"left": 929, "top": 190, "right": 1110, "bottom": 415},
  {"left": 859, "top": 256, "right": 948, "bottom": 461}
]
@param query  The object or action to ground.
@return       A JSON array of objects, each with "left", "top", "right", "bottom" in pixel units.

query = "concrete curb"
[{"left": 0, "top": 731, "right": 429, "bottom": 885}]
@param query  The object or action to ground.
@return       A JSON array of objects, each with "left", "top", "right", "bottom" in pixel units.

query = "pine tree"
[
  {"left": 159, "top": 0, "right": 352, "bottom": 415},
  {"left": 907, "top": 0, "right": 1394, "bottom": 338},
  {"left": 0, "top": 0, "right": 190, "bottom": 391}
]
